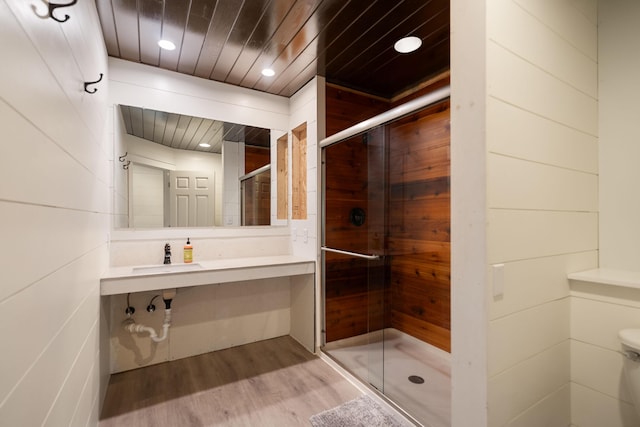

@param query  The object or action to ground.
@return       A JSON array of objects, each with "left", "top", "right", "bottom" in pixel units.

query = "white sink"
[{"left": 132, "top": 263, "right": 203, "bottom": 274}]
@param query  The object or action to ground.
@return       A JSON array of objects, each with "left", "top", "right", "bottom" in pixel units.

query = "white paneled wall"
[
  {"left": 109, "top": 278, "right": 292, "bottom": 373},
  {"left": 288, "top": 77, "right": 324, "bottom": 347},
  {"left": 599, "top": 0, "right": 640, "bottom": 270},
  {"left": 222, "top": 140, "right": 242, "bottom": 226},
  {"left": 109, "top": 58, "right": 289, "bottom": 131},
  {"left": 450, "top": 0, "right": 488, "bottom": 423},
  {"left": 486, "top": 0, "right": 598, "bottom": 426},
  {"left": 565, "top": 1, "right": 640, "bottom": 425},
  {"left": 130, "top": 163, "right": 165, "bottom": 227},
  {"left": 112, "top": 107, "right": 128, "bottom": 229},
  {"left": 289, "top": 77, "right": 323, "bottom": 260},
  {"left": 0, "top": 1, "right": 109, "bottom": 426},
  {"left": 570, "top": 284, "right": 640, "bottom": 426}
]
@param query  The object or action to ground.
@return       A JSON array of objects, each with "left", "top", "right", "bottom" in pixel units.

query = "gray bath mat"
[{"left": 309, "top": 395, "right": 411, "bottom": 427}]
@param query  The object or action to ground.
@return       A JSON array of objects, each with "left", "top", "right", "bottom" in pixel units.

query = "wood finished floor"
[{"left": 99, "top": 336, "right": 362, "bottom": 426}]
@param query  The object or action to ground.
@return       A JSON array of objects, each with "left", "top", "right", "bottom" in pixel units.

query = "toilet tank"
[{"left": 619, "top": 329, "right": 640, "bottom": 418}]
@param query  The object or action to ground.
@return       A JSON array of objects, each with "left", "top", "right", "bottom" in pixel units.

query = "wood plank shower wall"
[
  {"left": 387, "top": 102, "right": 451, "bottom": 351},
  {"left": 324, "top": 80, "right": 451, "bottom": 352},
  {"left": 243, "top": 146, "right": 271, "bottom": 225}
]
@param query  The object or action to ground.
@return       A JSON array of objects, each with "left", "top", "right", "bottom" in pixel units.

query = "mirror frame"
[{"left": 109, "top": 58, "right": 290, "bottom": 232}]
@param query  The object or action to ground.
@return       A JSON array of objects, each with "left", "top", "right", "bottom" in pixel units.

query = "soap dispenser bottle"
[{"left": 184, "top": 238, "right": 193, "bottom": 263}]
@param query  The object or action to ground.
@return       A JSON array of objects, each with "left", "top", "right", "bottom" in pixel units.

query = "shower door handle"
[{"left": 321, "top": 246, "right": 380, "bottom": 260}]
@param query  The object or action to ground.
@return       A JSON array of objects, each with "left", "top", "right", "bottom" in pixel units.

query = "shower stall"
[{"left": 320, "top": 87, "right": 451, "bottom": 426}]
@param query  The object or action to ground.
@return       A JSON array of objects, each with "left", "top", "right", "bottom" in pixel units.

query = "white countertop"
[
  {"left": 568, "top": 268, "right": 640, "bottom": 290},
  {"left": 101, "top": 255, "right": 316, "bottom": 295}
]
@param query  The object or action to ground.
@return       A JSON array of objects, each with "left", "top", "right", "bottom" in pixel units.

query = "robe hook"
[
  {"left": 123, "top": 161, "right": 131, "bottom": 170},
  {"left": 84, "top": 73, "right": 103, "bottom": 94},
  {"left": 119, "top": 152, "right": 128, "bottom": 162},
  {"left": 48, "top": 0, "right": 78, "bottom": 23}
]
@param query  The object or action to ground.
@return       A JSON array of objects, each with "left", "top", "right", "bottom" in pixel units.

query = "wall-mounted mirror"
[{"left": 114, "top": 104, "right": 284, "bottom": 229}]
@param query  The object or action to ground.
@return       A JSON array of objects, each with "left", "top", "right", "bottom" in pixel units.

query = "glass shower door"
[
  {"left": 321, "top": 125, "right": 387, "bottom": 392},
  {"left": 320, "top": 93, "right": 452, "bottom": 426}
]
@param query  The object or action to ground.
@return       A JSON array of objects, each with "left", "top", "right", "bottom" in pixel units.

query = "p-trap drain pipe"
[{"left": 123, "top": 289, "right": 176, "bottom": 343}]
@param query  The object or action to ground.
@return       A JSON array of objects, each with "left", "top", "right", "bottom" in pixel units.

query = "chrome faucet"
[{"left": 163, "top": 243, "right": 171, "bottom": 264}]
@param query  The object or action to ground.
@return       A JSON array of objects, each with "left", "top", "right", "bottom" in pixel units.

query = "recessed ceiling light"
[
  {"left": 261, "top": 68, "right": 275, "bottom": 77},
  {"left": 394, "top": 36, "right": 422, "bottom": 53},
  {"left": 199, "top": 142, "right": 211, "bottom": 148},
  {"left": 158, "top": 39, "right": 176, "bottom": 51}
]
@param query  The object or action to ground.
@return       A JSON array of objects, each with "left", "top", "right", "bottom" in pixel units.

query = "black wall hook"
[
  {"left": 84, "top": 73, "right": 103, "bottom": 94},
  {"left": 48, "top": 0, "right": 78, "bottom": 23},
  {"left": 119, "top": 152, "right": 128, "bottom": 162},
  {"left": 123, "top": 160, "right": 131, "bottom": 170}
]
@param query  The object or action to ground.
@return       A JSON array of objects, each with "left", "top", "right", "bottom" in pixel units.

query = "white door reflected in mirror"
[{"left": 169, "top": 171, "right": 214, "bottom": 227}]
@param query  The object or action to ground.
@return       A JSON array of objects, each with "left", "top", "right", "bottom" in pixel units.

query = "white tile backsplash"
[{"left": 109, "top": 233, "right": 291, "bottom": 267}]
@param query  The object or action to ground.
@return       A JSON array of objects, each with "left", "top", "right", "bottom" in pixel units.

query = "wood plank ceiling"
[{"left": 96, "top": 0, "right": 450, "bottom": 99}]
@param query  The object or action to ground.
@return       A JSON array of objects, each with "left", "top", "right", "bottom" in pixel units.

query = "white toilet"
[{"left": 619, "top": 329, "right": 640, "bottom": 417}]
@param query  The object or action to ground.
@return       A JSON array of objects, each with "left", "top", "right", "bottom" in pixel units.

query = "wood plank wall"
[
  {"left": 324, "top": 85, "right": 390, "bottom": 342},
  {"left": 292, "top": 123, "right": 308, "bottom": 220},
  {"left": 326, "top": 84, "right": 389, "bottom": 137},
  {"left": 244, "top": 145, "right": 270, "bottom": 173},
  {"left": 387, "top": 101, "right": 451, "bottom": 352},
  {"left": 323, "top": 130, "right": 387, "bottom": 342},
  {"left": 324, "top": 77, "right": 451, "bottom": 351},
  {"left": 243, "top": 146, "right": 271, "bottom": 225},
  {"left": 277, "top": 135, "right": 288, "bottom": 219}
]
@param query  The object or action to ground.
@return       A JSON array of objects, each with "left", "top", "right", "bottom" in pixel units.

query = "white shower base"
[{"left": 323, "top": 328, "right": 450, "bottom": 427}]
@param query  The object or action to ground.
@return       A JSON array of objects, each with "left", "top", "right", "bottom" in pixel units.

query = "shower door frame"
[
  {"left": 320, "top": 122, "right": 388, "bottom": 391},
  {"left": 319, "top": 84, "right": 451, "bottom": 341},
  {"left": 319, "top": 84, "right": 451, "bottom": 412}
]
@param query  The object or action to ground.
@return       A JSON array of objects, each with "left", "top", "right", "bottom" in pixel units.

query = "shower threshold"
[{"left": 323, "top": 328, "right": 451, "bottom": 427}]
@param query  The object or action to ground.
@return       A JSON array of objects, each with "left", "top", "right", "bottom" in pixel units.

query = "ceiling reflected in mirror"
[{"left": 118, "top": 105, "right": 271, "bottom": 154}]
